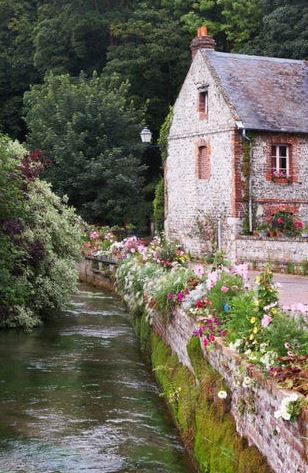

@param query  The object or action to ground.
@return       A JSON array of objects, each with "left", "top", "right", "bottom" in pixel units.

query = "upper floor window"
[
  {"left": 271, "top": 144, "right": 290, "bottom": 178},
  {"left": 198, "top": 90, "right": 208, "bottom": 119}
]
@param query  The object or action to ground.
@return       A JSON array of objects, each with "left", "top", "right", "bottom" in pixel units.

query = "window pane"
[
  {"left": 271, "top": 145, "right": 277, "bottom": 157},
  {"left": 271, "top": 156, "right": 277, "bottom": 171},
  {"left": 279, "top": 145, "right": 287, "bottom": 157},
  {"left": 199, "top": 92, "right": 206, "bottom": 113},
  {"left": 279, "top": 157, "right": 287, "bottom": 170}
]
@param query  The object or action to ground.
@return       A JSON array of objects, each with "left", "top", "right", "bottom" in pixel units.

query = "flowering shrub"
[
  {"left": 0, "top": 135, "right": 82, "bottom": 330},
  {"left": 270, "top": 210, "right": 304, "bottom": 237},
  {"left": 114, "top": 237, "right": 307, "bottom": 397}
]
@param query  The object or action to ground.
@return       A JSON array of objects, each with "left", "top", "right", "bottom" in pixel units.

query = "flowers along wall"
[{"left": 80, "top": 231, "right": 307, "bottom": 473}]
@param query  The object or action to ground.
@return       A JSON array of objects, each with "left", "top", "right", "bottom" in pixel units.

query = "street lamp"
[{"left": 140, "top": 127, "right": 152, "bottom": 144}]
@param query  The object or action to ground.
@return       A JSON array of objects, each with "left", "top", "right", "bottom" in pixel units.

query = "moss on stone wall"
[{"left": 134, "top": 315, "right": 272, "bottom": 473}]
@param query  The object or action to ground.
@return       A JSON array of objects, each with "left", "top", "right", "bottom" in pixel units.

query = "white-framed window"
[{"left": 271, "top": 144, "right": 290, "bottom": 178}]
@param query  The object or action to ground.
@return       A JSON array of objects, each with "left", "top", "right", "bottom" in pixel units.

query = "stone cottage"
[{"left": 165, "top": 26, "right": 308, "bottom": 262}]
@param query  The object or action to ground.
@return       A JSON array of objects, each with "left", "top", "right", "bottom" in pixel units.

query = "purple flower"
[{"left": 177, "top": 291, "right": 185, "bottom": 302}]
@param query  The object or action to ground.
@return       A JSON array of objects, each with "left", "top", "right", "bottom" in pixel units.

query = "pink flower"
[
  {"left": 221, "top": 286, "right": 229, "bottom": 293},
  {"left": 231, "top": 263, "right": 248, "bottom": 282},
  {"left": 203, "top": 338, "right": 209, "bottom": 347},
  {"left": 193, "top": 264, "right": 205, "bottom": 278},
  {"left": 177, "top": 291, "right": 185, "bottom": 302},
  {"left": 90, "top": 231, "right": 99, "bottom": 240},
  {"left": 167, "top": 293, "right": 174, "bottom": 301},
  {"left": 209, "top": 333, "right": 215, "bottom": 342},
  {"left": 261, "top": 314, "right": 272, "bottom": 327},
  {"left": 206, "top": 270, "right": 219, "bottom": 289},
  {"left": 277, "top": 217, "right": 283, "bottom": 225}
]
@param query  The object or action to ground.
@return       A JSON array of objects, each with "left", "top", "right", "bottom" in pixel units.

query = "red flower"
[
  {"left": 196, "top": 300, "right": 204, "bottom": 309},
  {"left": 277, "top": 217, "right": 283, "bottom": 225},
  {"left": 294, "top": 220, "right": 304, "bottom": 229}
]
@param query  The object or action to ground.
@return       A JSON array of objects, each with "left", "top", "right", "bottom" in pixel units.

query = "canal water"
[{"left": 0, "top": 284, "right": 195, "bottom": 473}]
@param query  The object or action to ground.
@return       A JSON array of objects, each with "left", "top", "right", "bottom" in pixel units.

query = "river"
[{"left": 0, "top": 284, "right": 195, "bottom": 473}]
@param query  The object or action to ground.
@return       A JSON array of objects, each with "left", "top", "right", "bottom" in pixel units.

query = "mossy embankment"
[{"left": 132, "top": 311, "right": 272, "bottom": 473}]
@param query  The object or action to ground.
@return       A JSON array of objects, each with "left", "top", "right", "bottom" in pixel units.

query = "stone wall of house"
[
  {"left": 165, "top": 50, "right": 239, "bottom": 256},
  {"left": 80, "top": 258, "right": 307, "bottom": 473},
  {"left": 251, "top": 134, "right": 308, "bottom": 225},
  {"left": 236, "top": 237, "right": 308, "bottom": 269},
  {"left": 152, "top": 307, "right": 307, "bottom": 473}
]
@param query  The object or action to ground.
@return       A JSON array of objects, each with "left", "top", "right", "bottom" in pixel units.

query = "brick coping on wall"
[{"left": 237, "top": 235, "right": 308, "bottom": 242}]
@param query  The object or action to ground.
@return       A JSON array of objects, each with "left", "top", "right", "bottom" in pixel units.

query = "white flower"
[
  {"left": 281, "top": 410, "right": 291, "bottom": 421},
  {"left": 217, "top": 390, "right": 228, "bottom": 399},
  {"left": 289, "top": 393, "right": 300, "bottom": 402},
  {"left": 242, "top": 376, "right": 253, "bottom": 388},
  {"left": 274, "top": 409, "right": 281, "bottom": 419},
  {"left": 229, "top": 339, "right": 242, "bottom": 351}
]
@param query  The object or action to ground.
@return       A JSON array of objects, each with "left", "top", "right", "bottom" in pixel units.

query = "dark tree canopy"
[
  {"left": 0, "top": 0, "right": 307, "bottom": 229},
  {"left": 24, "top": 72, "right": 146, "bottom": 226}
]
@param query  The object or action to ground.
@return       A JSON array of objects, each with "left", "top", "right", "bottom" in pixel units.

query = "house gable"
[{"left": 166, "top": 51, "right": 238, "bottom": 255}]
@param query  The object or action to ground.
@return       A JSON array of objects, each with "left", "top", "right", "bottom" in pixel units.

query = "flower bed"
[
  {"left": 80, "top": 232, "right": 307, "bottom": 472},
  {"left": 112, "top": 238, "right": 307, "bottom": 473}
]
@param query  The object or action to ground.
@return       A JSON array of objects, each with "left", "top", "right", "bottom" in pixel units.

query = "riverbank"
[{"left": 79, "top": 257, "right": 307, "bottom": 473}]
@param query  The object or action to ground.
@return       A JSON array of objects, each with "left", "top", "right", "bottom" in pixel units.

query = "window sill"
[{"left": 271, "top": 177, "right": 292, "bottom": 184}]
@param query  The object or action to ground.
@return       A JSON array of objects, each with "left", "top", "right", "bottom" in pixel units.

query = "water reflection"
[{"left": 0, "top": 284, "right": 194, "bottom": 473}]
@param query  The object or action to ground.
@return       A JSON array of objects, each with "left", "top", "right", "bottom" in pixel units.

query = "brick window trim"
[
  {"left": 195, "top": 139, "right": 210, "bottom": 180},
  {"left": 261, "top": 203, "right": 300, "bottom": 220},
  {"left": 265, "top": 136, "right": 298, "bottom": 184}
]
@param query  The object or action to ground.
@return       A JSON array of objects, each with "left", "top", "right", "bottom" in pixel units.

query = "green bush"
[
  {"left": 0, "top": 135, "right": 83, "bottom": 330},
  {"left": 225, "top": 292, "right": 260, "bottom": 345},
  {"left": 263, "top": 312, "right": 308, "bottom": 356},
  {"left": 153, "top": 177, "right": 164, "bottom": 233}
]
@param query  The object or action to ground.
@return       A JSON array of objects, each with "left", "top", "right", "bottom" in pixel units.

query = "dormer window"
[{"left": 198, "top": 89, "right": 208, "bottom": 120}]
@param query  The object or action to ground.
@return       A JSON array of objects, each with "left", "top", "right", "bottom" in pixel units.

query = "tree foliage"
[
  {"left": 0, "top": 136, "right": 83, "bottom": 329},
  {"left": 24, "top": 72, "right": 145, "bottom": 225},
  {"left": 243, "top": 0, "right": 308, "bottom": 58}
]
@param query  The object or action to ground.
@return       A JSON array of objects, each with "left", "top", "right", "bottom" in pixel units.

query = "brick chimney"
[{"left": 190, "top": 26, "right": 216, "bottom": 59}]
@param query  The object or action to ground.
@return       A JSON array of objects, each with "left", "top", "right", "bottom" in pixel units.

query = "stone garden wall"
[
  {"left": 79, "top": 258, "right": 307, "bottom": 473},
  {"left": 152, "top": 308, "right": 307, "bottom": 473},
  {"left": 235, "top": 237, "right": 308, "bottom": 270}
]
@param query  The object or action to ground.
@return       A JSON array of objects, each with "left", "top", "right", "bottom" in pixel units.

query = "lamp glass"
[{"left": 140, "top": 127, "right": 152, "bottom": 143}]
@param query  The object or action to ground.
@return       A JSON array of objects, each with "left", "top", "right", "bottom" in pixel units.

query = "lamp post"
[{"left": 139, "top": 127, "right": 162, "bottom": 237}]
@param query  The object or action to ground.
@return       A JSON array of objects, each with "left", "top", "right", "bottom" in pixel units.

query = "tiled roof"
[{"left": 201, "top": 50, "right": 308, "bottom": 134}]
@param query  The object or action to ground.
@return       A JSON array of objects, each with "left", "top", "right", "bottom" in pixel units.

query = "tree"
[
  {"left": 24, "top": 72, "right": 146, "bottom": 226},
  {"left": 0, "top": 0, "right": 39, "bottom": 139},
  {"left": 0, "top": 136, "right": 82, "bottom": 329},
  {"left": 105, "top": 1, "right": 192, "bottom": 135},
  {"left": 243, "top": 0, "right": 308, "bottom": 59}
]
